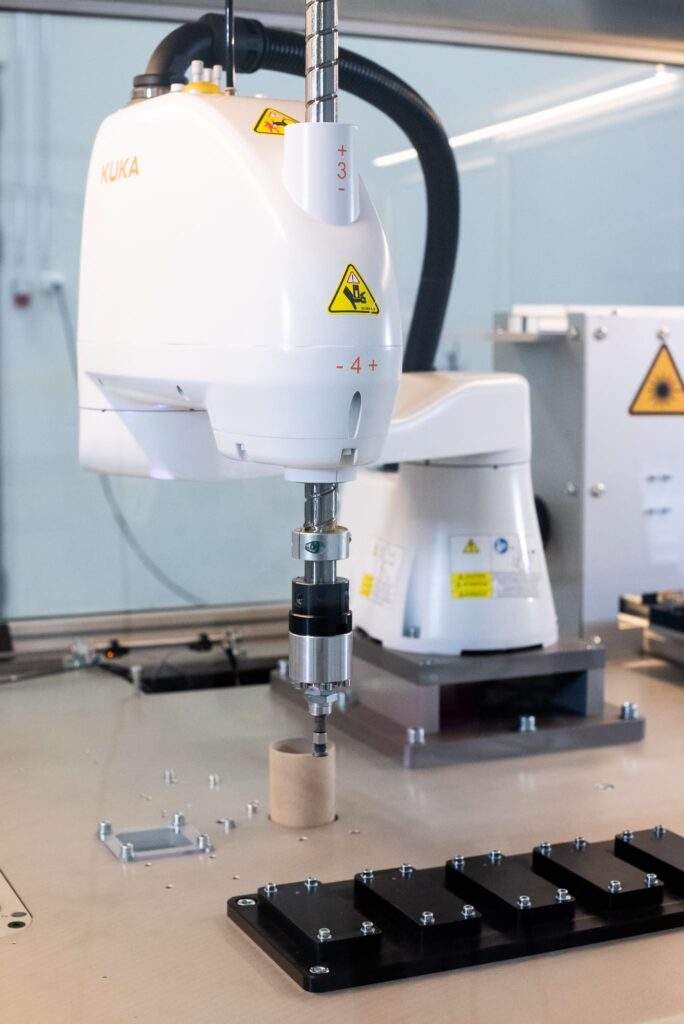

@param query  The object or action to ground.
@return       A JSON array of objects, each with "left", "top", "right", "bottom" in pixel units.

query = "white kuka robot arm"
[{"left": 78, "top": 2, "right": 404, "bottom": 756}]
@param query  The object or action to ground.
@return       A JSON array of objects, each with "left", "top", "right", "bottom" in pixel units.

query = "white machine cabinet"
[{"left": 494, "top": 305, "right": 684, "bottom": 635}]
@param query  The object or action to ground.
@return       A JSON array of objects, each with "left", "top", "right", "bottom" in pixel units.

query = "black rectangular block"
[
  {"left": 445, "top": 852, "right": 575, "bottom": 927},
  {"left": 533, "top": 840, "right": 664, "bottom": 910},
  {"left": 615, "top": 827, "right": 684, "bottom": 891},
  {"left": 257, "top": 880, "right": 381, "bottom": 957},
  {"left": 354, "top": 867, "right": 481, "bottom": 940}
]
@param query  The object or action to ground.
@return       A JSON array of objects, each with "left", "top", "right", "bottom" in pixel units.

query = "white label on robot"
[
  {"left": 359, "top": 540, "right": 403, "bottom": 607},
  {"left": 450, "top": 534, "right": 541, "bottom": 600}
]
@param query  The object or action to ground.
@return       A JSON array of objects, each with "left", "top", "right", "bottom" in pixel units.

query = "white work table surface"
[{"left": 2, "top": 650, "right": 684, "bottom": 1024}]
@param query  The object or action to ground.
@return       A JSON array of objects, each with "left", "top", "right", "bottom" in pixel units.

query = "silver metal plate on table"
[{"left": 98, "top": 819, "right": 213, "bottom": 861}]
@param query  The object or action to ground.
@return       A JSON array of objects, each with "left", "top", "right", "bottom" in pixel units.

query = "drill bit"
[{"left": 312, "top": 713, "right": 328, "bottom": 757}]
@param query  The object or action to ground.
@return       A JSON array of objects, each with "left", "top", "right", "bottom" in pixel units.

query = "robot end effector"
[{"left": 289, "top": 483, "right": 352, "bottom": 758}]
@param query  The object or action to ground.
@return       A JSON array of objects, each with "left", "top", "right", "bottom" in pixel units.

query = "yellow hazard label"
[
  {"left": 328, "top": 264, "right": 379, "bottom": 315},
  {"left": 451, "top": 572, "right": 493, "bottom": 599},
  {"left": 630, "top": 344, "right": 684, "bottom": 415},
  {"left": 253, "top": 108, "right": 298, "bottom": 135},
  {"left": 463, "top": 539, "right": 480, "bottom": 554},
  {"left": 359, "top": 573, "right": 374, "bottom": 597}
]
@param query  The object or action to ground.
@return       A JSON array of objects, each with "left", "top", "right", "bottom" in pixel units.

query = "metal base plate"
[
  {"left": 643, "top": 624, "right": 684, "bottom": 668},
  {"left": 99, "top": 821, "right": 211, "bottom": 861},
  {"left": 320, "top": 696, "right": 643, "bottom": 767},
  {"left": 270, "top": 638, "right": 643, "bottom": 770},
  {"left": 352, "top": 633, "right": 605, "bottom": 687},
  {"left": 228, "top": 833, "right": 684, "bottom": 992}
]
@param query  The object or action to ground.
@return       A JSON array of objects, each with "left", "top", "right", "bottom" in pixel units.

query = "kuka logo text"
[{"left": 100, "top": 156, "right": 140, "bottom": 183}]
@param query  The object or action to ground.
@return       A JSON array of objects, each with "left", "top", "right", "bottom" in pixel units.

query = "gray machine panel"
[{"left": 495, "top": 306, "right": 684, "bottom": 635}]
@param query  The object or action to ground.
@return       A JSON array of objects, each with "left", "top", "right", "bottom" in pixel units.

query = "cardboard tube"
[{"left": 269, "top": 738, "right": 336, "bottom": 828}]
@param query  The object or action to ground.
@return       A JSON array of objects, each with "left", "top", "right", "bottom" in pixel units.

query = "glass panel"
[{"left": 1, "top": 13, "right": 682, "bottom": 618}]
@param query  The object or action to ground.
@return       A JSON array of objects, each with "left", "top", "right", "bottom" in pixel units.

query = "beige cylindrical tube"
[{"left": 269, "top": 738, "right": 336, "bottom": 828}]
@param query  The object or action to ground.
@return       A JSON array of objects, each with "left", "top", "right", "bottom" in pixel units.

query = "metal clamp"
[{"left": 291, "top": 527, "right": 350, "bottom": 562}]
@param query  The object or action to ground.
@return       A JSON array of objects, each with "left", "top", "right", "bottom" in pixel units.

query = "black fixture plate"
[{"left": 228, "top": 833, "right": 684, "bottom": 992}]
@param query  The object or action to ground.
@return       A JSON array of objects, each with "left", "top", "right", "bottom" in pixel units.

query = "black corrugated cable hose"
[{"left": 136, "top": 15, "right": 460, "bottom": 374}]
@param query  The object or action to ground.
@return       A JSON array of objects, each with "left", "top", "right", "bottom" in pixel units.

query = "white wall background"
[{"left": 0, "top": 13, "right": 682, "bottom": 618}]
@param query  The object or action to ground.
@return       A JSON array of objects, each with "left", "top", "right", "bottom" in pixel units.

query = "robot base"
[
  {"left": 272, "top": 634, "right": 643, "bottom": 767},
  {"left": 228, "top": 829, "right": 684, "bottom": 992}
]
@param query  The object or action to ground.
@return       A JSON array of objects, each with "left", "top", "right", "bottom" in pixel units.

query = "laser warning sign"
[
  {"left": 630, "top": 345, "right": 684, "bottom": 415},
  {"left": 253, "top": 108, "right": 298, "bottom": 135},
  {"left": 328, "top": 264, "right": 379, "bottom": 315}
]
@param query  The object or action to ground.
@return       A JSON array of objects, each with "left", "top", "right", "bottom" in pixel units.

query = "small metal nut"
[
  {"left": 406, "top": 727, "right": 426, "bottom": 745},
  {"left": 263, "top": 882, "right": 278, "bottom": 896},
  {"left": 517, "top": 895, "right": 532, "bottom": 909},
  {"left": 518, "top": 714, "right": 536, "bottom": 733},
  {"left": 644, "top": 873, "right": 660, "bottom": 888},
  {"left": 620, "top": 829, "right": 634, "bottom": 842},
  {"left": 461, "top": 904, "right": 476, "bottom": 919},
  {"left": 608, "top": 879, "right": 623, "bottom": 894},
  {"left": 171, "top": 812, "right": 185, "bottom": 830},
  {"left": 317, "top": 927, "right": 332, "bottom": 942},
  {"left": 120, "top": 842, "right": 135, "bottom": 862},
  {"left": 305, "top": 876, "right": 320, "bottom": 890},
  {"left": 399, "top": 863, "right": 414, "bottom": 877},
  {"left": 555, "top": 888, "right": 573, "bottom": 903},
  {"left": 420, "top": 911, "right": 435, "bottom": 926},
  {"left": 236, "top": 898, "right": 256, "bottom": 907},
  {"left": 620, "top": 702, "right": 639, "bottom": 721},
  {"left": 98, "top": 820, "right": 112, "bottom": 839},
  {"left": 360, "top": 921, "right": 376, "bottom": 935},
  {"left": 574, "top": 837, "right": 587, "bottom": 850},
  {"left": 488, "top": 850, "right": 503, "bottom": 863},
  {"left": 451, "top": 855, "right": 465, "bottom": 870},
  {"left": 655, "top": 824, "right": 667, "bottom": 838},
  {"left": 539, "top": 841, "right": 552, "bottom": 856},
  {"left": 309, "top": 965, "right": 330, "bottom": 976},
  {"left": 360, "top": 869, "right": 374, "bottom": 883}
]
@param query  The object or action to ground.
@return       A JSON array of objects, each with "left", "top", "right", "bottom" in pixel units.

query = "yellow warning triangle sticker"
[
  {"left": 630, "top": 344, "right": 684, "bottom": 415},
  {"left": 463, "top": 539, "right": 480, "bottom": 554},
  {"left": 328, "top": 264, "right": 380, "bottom": 315},
  {"left": 253, "top": 107, "right": 298, "bottom": 136}
]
